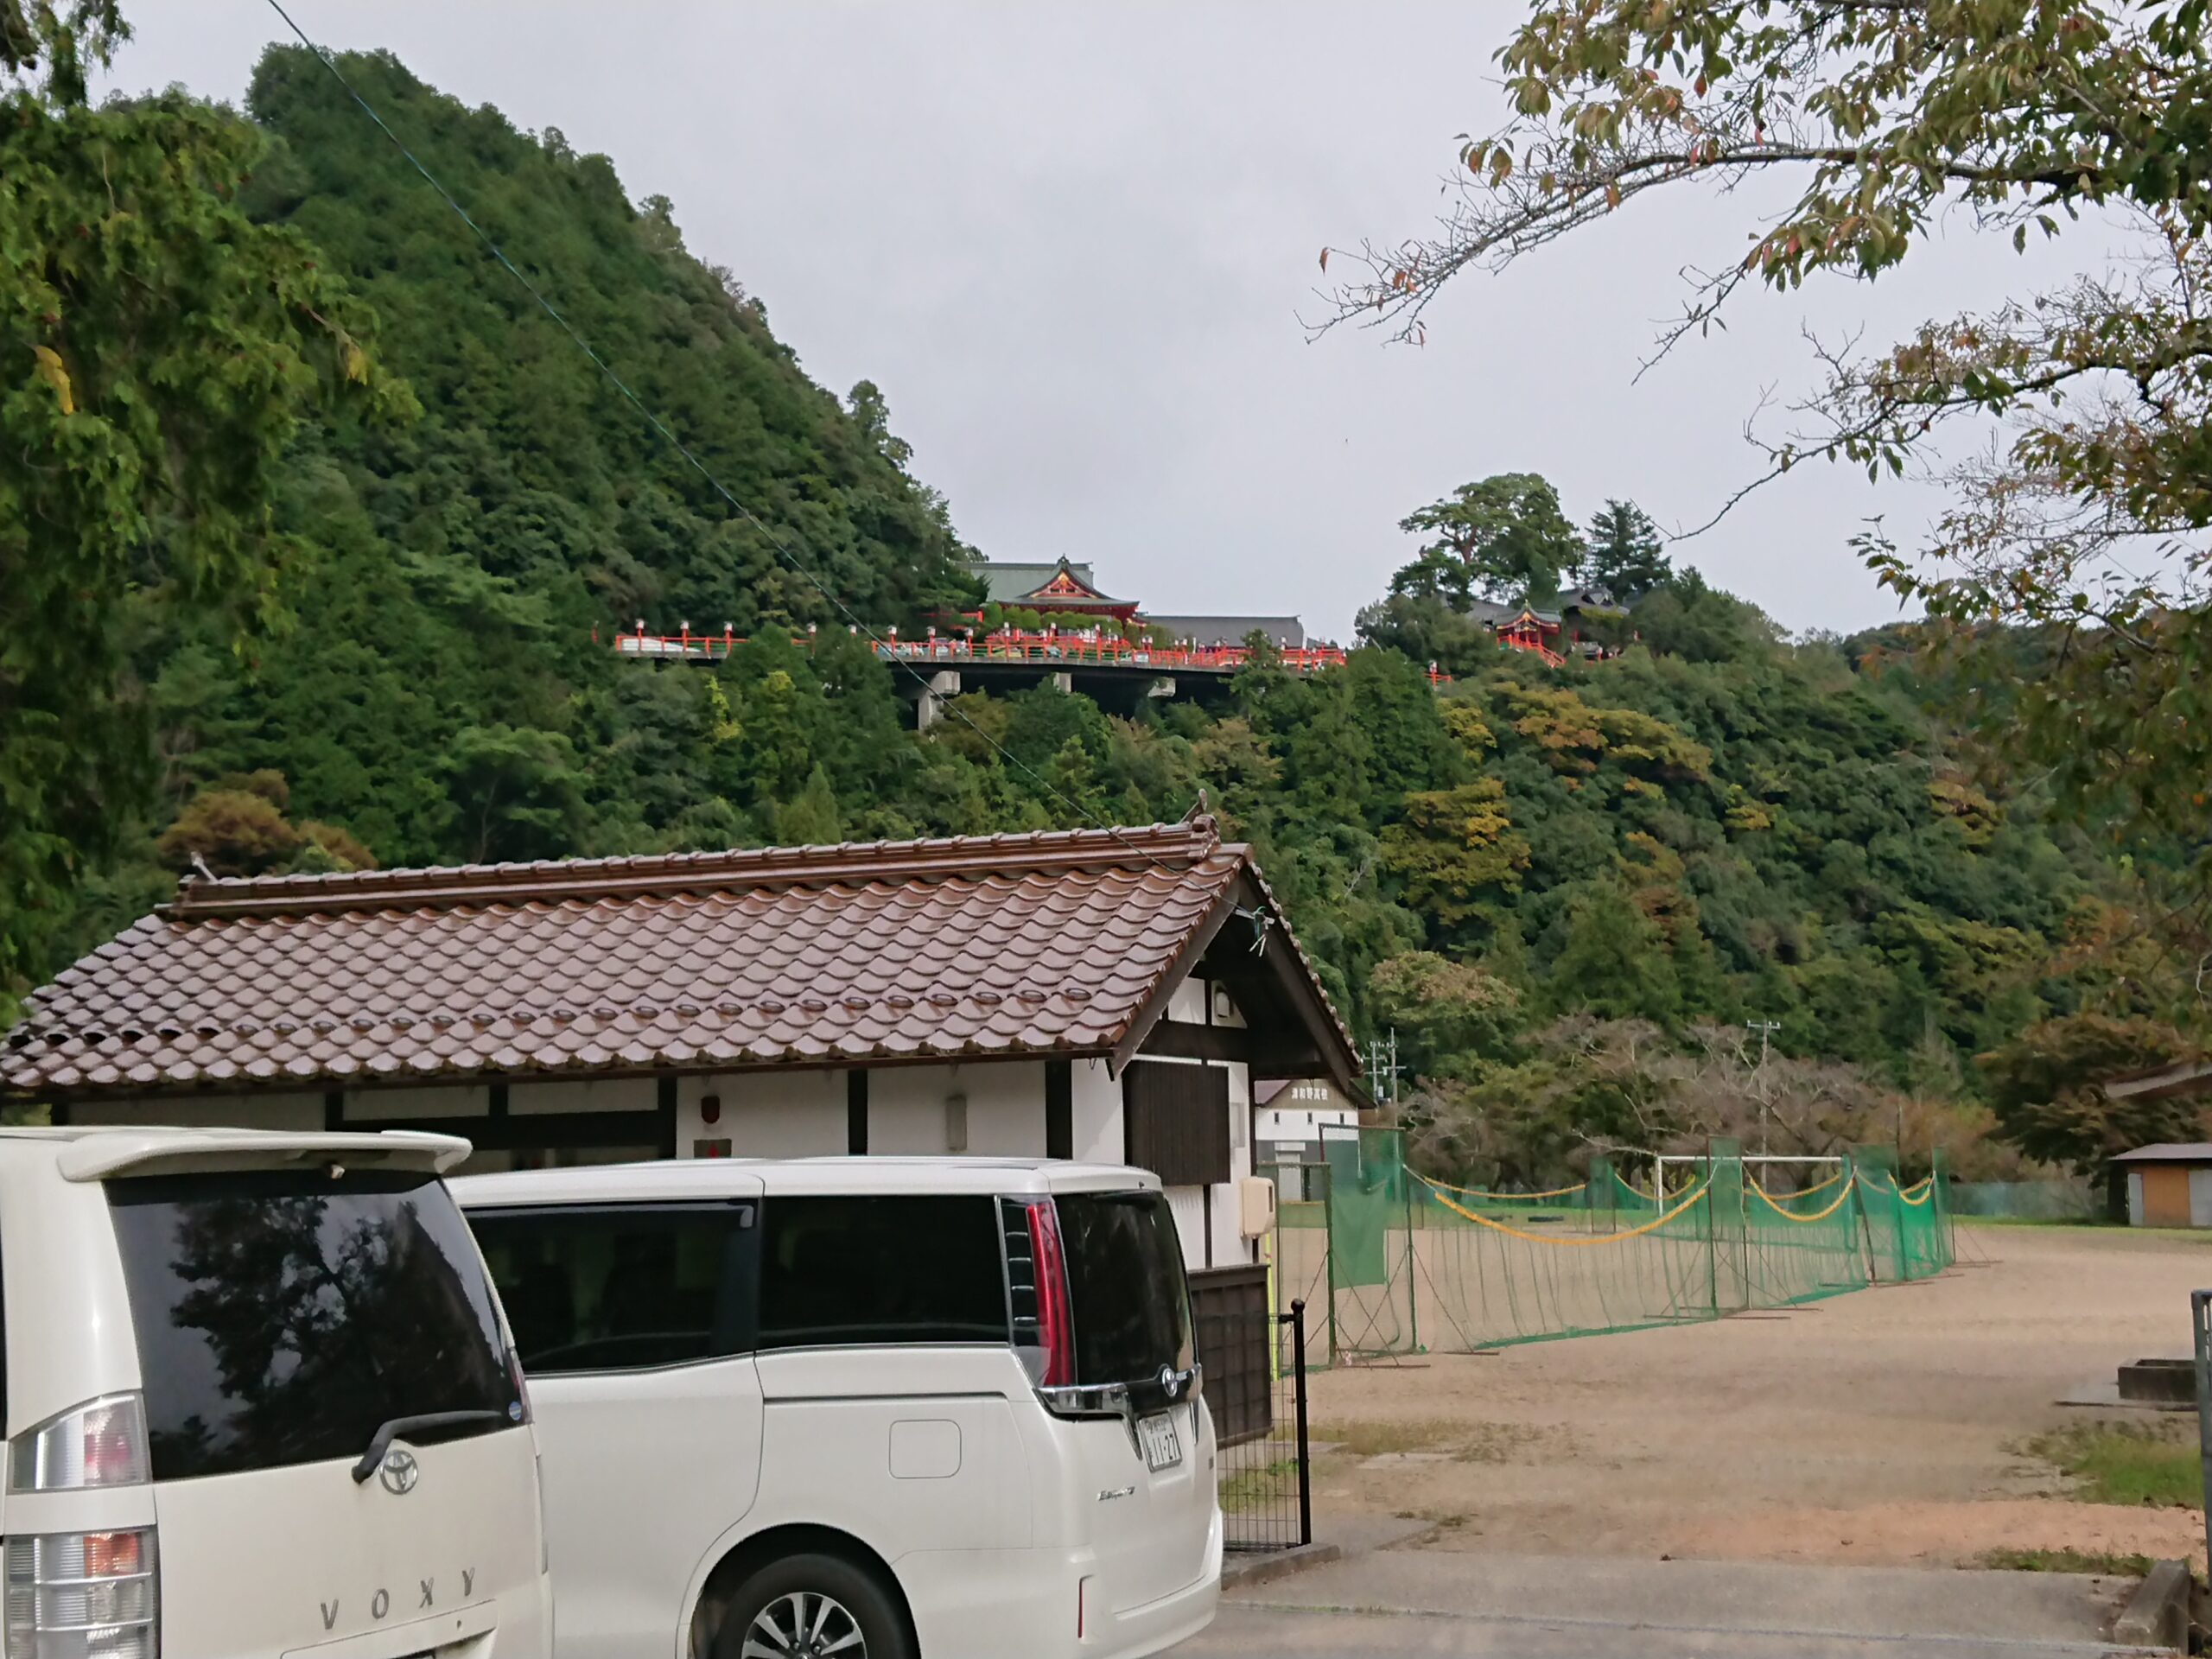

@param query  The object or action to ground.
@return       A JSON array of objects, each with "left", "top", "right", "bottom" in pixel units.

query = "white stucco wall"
[
  {"left": 1166, "top": 1186, "right": 1208, "bottom": 1273},
  {"left": 1071, "top": 1058, "right": 1121, "bottom": 1164},
  {"left": 1256, "top": 1105, "right": 1358, "bottom": 1141},
  {"left": 862, "top": 1063, "right": 1046, "bottom": 1158},
  {"left": 66, "top": 977, "right": 1281, "bottom": 1277},
  {"left": 673, "top": 1059, "right": 1104, "bottom": 1161},
  {"left": 1166, "top": 981, "right": 1209, "bottom": 1025},
  {"left": 677, "top": 1069, "right": 843, "bottom": 1159},
  {"left": 1159, "top": 982, "right": 1262, "bottom": 1273},
  {"left": 1136, "top": 1047, "right": 1254, "bottom": 1273}
]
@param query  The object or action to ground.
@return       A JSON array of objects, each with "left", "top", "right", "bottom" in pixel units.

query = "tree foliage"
[
  {"left": 1980, "top": 1013, "right": 2198, "bottom": 1174},
  {"left": 1393, "top": 473, "right": 1584, "bottom": 607},
  {"left": 1317, "top": 0, "right": 2212, "bottom": 921},
  {"left": 0, "top": 22, "right": 405, "bottom": 994},
  {"left": 1583, "top": 499, "right": 1670, "bottom": 602},
  {"left": 9, "top": 41, "right": 2202, "bottom": 1188}
]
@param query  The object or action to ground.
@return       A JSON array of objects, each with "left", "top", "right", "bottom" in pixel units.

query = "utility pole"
[
  {"left": 1366, "top": 1030, "right": 1404, "bottom": 1113},
  {"left": 1746, "top": 1020, "right": 1781, "bottom": 1157}
]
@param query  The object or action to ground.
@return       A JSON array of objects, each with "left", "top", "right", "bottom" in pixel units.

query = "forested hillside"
[{"left": 18, "top": 47, "right": 2200, "bottom": 1184}]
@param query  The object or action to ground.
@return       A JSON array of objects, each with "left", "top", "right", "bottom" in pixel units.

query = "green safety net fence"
[
  {"left": 1320, "top": 1125, "right": 1417, "bottom": 1358},
  {"left": 1316, "top": 1134, "right": 1954, "bottom": 1359},
  {"left": 1948, "top": 1178, "right": 2095, "bottom": 1220},
  {"left": 1854, "top": 1146, "right": 1956, "bottom": 1284}
]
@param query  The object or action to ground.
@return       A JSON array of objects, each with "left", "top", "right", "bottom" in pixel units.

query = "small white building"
[
  {"left": 3, "top": 817, "right": 1362, "bottom": 1283},
  {"left": 1253, "top": 1077, "right": 1363, "bottom": 1166}
]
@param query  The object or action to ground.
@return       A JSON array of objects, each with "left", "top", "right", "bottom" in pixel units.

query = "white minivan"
[
  {"left": 0, "top": 1126, "right": 553, "bottom": 1659},
  {"left": 453, "top": 1158, "right": 1221, "bottom": 1659}
]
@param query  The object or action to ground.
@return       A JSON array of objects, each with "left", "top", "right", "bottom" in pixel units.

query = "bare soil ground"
[{"left": 1303, "top": 1223, "right": 2212, "bottom": 1567}]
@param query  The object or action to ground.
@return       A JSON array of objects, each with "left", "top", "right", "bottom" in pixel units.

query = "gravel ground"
[{"left": 1300, "top": 1222, "right": 2212, "bottom": 1567}]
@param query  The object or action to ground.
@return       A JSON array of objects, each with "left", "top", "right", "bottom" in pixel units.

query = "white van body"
[
  {"left": 0, "top": 1127, "right": 553, "bottom": 1659},
  {"left": 453, "top": 1158, "right": 1221, "bottom": 1659}
]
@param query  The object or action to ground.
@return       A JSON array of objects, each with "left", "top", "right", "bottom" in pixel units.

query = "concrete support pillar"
[
  {"left": 916, "top": 670, "right": 961, "bottom": 731},
  {"left": 1049, "top": 671, "right": 1073, "bottom": 694},
  {"left": 1146, "top": 677, "right": 1177, "bottom": 699}
]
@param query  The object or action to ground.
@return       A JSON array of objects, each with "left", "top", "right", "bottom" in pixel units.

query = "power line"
[{"left": 262, "top": 0, "right": 1203, "bottom": 880}]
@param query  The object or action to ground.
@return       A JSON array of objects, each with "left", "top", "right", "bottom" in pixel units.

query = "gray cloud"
[{"left": 108, "top": 3, "right": 2125, "bottom": 639}]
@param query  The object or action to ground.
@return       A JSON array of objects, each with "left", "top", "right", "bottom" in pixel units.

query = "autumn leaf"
[{"left": 31, "top": 345, "right": 74, "bottom": 414}]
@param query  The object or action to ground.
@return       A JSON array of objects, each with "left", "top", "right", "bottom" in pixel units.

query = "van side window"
[
  {"left": 468, "top": 1203, "right": 757, "bottom": 1375},
  {"left": 758, "top": 1196, "right": 1007, "bottom": 1350}
]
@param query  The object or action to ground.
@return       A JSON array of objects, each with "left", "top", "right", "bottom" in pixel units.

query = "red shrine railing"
[
  {"left": 1498, "top": 621, "right": 1567, "bottom": 668},
  {"left": 608, "top": 624, "right": 1357, "bottom": 677}
]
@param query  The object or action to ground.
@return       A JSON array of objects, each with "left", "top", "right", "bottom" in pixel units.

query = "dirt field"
[{"left": 1303, "top": 1223, "right": 2212, "bottom": 1567}]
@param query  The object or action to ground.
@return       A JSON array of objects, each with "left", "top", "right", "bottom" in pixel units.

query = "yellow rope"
[
  {"left": 1748, "top": 1174, "right": 1858, "bottom": 1224},
  {"left": 1426, "top": 1179, "right": 1709, "bottom": 1245},
  {"left": 1416, "top": 1173, "right": 1589, "bottom": 1202},
  {"left": 1892, "top": 1176, "right": 1935, "bottom": 1207},
  {"left": 1747, "top": 1164, "right": 1846, "bottom": 1203}
]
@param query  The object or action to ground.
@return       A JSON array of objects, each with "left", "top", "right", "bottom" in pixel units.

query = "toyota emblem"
[
  {"left": 1159, "top": 1364, "right": 1180, "bottom": 1399},
  {"left": 378, "top": 1447, "right": 420, "bottom": 1497}
]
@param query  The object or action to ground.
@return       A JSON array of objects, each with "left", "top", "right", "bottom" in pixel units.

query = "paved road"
[
  {"left": 1174, "top": 1548, "right": 2153, "bottom": 1658},
  {"left": 1182, "top": 1603, "right": 2157, "bottom": 1657}
]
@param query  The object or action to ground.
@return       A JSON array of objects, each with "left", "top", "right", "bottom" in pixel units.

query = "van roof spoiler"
[{"left": 54, "top": 1128, "right": 471, "bottom": 1183}]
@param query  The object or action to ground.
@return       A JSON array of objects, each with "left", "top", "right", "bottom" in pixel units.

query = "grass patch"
[
  {"left": 1218, "top": 1457, "right": 1298, "bottom": 1514},
  {"left": 1980, "top": 1548, "right": 2160, "bottom": 1579},
  {"left": 1319, "top": 1416, "right": 1550, "bottom": 1463},
  {"left": 1319, "top": 1419, "right": 1458, "bottom": 1458},
  {"left": 2026, "top": 1421, "right": 2203, "bottom": 1508},
  {"left": 1981, "top": 1548, "right": 2208, "bottom": 1587}
]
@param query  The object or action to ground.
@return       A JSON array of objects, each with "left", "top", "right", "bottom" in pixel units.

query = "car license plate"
[{"left": 1138, "top": 1412, "right": 1182, "bottom": 1471}]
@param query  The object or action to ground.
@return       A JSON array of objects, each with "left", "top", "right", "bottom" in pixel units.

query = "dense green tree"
[
  {"left": 1369, "top": 951, "right": 1522, "bottom": 1080},
  {"left": 1981, "top": 1014, "right": 2201, "bottom": 1205},
  {"left": 1582, "top": 500, "right": 1670, "bottom": 603},
  {"left": 1319, "top": 0, "right": 2212, "bottom": 913},
  {"left": 6, "top": 41, "right": 2190, "bottom": 1190},
  {"left": 772, "top": 766, "right": 844, "bottom": 846},
  {"left": 1545, "top": 883, "right": 1681, "bottom": 1026},
  {"left": 0, "top": 12, "right": 407, "bottom": 997},
  {"left": 1392, "top": 474, "right": 1583, "bottom": 607},
  {"left": 441, "top": 725, "right": 585, "bottom": 864}
]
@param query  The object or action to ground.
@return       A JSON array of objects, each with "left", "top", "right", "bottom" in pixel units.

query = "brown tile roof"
[{"left": 4, "top": 819, "right": 1354, "bottom": 1097}]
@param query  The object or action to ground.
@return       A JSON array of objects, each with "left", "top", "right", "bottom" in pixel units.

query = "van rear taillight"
[
  {"left": 4, "top": 1529, "right": 158, "bottom": 1659},
  {"left": 1026, "top": 1200, "right": 1075, "bottom": 1389},
  {"left": 1007, "top": 1196, "right": 1121, "bottom": 1414},
  {"left": 9, "top": 1396, "right": 148, "bottom": 1493}
]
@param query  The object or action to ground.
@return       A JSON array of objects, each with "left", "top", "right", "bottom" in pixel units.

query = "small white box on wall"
[{"left": 1237, "top": 1175, "right": 1276, "bottom": 1239}]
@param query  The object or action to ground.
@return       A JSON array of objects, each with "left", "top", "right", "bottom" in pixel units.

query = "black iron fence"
[{"left": 1193, "top": 1298, "right": 1313, "bottom": 1551}]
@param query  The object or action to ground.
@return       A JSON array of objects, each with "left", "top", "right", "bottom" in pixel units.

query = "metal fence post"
[
  {"left": 2193, "top": 1289, "right": 2212, "bottom": 1590},
  {"left": 1291, "top": 1298, "right": 1312, "bottom": 1548}
]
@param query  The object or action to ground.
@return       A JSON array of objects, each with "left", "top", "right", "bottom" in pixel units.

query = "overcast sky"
[{"left": 105, "top": 3, "right": 2123, "bottom": 642}]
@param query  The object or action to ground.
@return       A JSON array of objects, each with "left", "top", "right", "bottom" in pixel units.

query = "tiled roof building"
[{"left": 5, "top": 817, "right": 1357, "bottom": 1277}]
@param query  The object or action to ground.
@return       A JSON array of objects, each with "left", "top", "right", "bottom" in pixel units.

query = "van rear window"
[
  {"left": 1058, "top": 1192, "right": 1193, "bottom": 1390},
  {"left": 107, "top": 1169, "right": 519, "bottom": 1481}
]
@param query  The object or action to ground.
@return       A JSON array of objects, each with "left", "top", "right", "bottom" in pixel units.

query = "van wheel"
[{"left": 712, "top": 1553, "right": 912, "bottom": 1659}]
